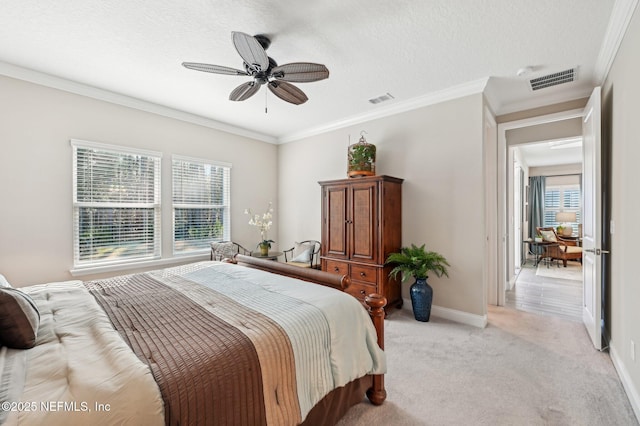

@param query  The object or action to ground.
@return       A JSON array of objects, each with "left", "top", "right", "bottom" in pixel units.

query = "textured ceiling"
[{"left": 0, "top": 1, "right": 618, "bottom": 142}]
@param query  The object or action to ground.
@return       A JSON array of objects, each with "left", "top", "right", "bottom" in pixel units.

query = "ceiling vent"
[
  {"left": 529, "top": 68, "right": 576, "bottom": 91},
  {"left": 368, "top": 92, "right": 395, "bottom": 104}
]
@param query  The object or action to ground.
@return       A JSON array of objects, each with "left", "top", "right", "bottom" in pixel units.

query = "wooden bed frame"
[{"left": 231, "top": 254, "right": 387, "bottom": 406}]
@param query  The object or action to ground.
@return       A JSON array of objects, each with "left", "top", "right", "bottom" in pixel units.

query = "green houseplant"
[
  {"left": 347, "top": 133, "right": 376, "bottom": 178},
  {"left": 385, "top": 244, "right": 450, "bottom": 322}
]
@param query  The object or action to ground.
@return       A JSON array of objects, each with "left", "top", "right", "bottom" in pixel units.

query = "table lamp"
[{"left": 556, "top": 211, "right": 577, "bottom": 236}]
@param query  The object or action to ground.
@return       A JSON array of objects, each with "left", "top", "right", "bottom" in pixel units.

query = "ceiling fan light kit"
[{"left": 182, "top": 31, "right": 329, "bottom": 106}]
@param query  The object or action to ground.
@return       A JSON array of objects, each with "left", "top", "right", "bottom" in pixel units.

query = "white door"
[{"left": 582, "top": 87, "right": 603, "bottom": 350}]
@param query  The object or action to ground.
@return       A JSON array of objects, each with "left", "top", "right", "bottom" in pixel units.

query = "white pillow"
[
  {"left": 0, "top": 274, "right": 11, "bottom": 288},
  {"left": 291, "top": 242, "right": 314, "bottom": 263},
  {"left": 292, "top": 248, "right": 312, "bottom": 263},
  {"left": 539, "top": 230, "right": 557, "bottom": 242}
]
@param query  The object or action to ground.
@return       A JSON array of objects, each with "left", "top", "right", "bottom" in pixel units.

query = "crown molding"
[
  {"left": 278, "top": 78, "right": 489, "bottom": 144},
  {"left": 594, "top": 0, "right": 639, "bottom": 84},
  {"left": 0, "top": 61, "right": 276, "bottom": 144}
]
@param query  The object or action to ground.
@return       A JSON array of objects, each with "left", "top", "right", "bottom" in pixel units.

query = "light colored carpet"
[
  {"left": 536, "top": 261, "right": 583, "bottom": 281},
  {"left": 337, "top": 306, "right": 638, "bottom": 426}
]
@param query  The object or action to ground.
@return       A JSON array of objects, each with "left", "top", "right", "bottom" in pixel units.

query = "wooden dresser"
[{"left": 319, "top": 175, "right": 403, "bottom": 312}]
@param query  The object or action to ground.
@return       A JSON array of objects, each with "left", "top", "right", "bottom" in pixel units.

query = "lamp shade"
[{"left": 556, "top": 211, "right": 577, "bottom": 223}]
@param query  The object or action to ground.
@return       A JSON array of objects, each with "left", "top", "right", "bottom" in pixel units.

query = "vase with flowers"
[{"left": 244, "top": 202, "right": 275, "bottom": 256}]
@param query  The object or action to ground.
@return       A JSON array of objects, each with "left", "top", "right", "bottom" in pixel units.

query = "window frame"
[
  {"left": 71, "top": 139, "right": 162, "bottom": 269},
  {"left": 171, "top": 155, "right": 232, "bottom": 255}
]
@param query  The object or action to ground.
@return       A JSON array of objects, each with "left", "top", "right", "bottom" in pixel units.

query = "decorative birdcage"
[{"left": 347, "top": 131, "right": 376, "bottom": 178}]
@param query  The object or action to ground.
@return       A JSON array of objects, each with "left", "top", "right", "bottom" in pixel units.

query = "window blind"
[
  {"left": 72, "top": 140, "right": 161, "bottom": 266},
  {"left": 172, "top": 155, "right": 231, "bottom": 254},
  {"left": 543, "top": 184, "right": 581, "bottom": 229}
]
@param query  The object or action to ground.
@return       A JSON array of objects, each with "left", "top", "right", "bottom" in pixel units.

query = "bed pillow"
[
  {"left": 0, "top": 288, "right": 40, "bottom": 349},
  {"left": 0, "top": 274, "right": 11, "bottom": 288},
  {"left": 291, "top": 242, "right": 314, "bottom": 263},
  {"left": 539, "top": 230, "right": 557, "bottom": 242}
]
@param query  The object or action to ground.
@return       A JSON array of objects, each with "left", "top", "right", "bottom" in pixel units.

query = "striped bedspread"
[{"left": 86, "top": 261, "right": 386, "bottom": 425}]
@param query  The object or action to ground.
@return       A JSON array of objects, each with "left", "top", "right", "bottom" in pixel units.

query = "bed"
[{"left": 0, "top": 254, "right": 386, "bottom": 425}]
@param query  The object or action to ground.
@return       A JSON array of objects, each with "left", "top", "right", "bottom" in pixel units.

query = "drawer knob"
[
  {"left": 360, "top": 290, "right": 366, "bottom": 295},
  {"left": 334, "top": 267, "right": 340, "bottom": 272},
  {"left": 359, "top": 272, "right": 366, "bottom": 277}
]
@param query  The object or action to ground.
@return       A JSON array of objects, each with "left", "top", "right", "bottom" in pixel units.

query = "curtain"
[{"left": 528, "top": 176, "right": 546, "bottom": 239}]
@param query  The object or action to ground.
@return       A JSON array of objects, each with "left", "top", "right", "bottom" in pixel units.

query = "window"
[
  {"left": 172, "top": 156, "right": 231, "bottom": 254},
  {"left": 72, "top": 140, "right": 161, "bottom": 267},
  {"left": 544, "top": 184, "right": 581, "bottom": 229}
]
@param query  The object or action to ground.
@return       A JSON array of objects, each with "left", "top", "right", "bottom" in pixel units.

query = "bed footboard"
[{"left": 231, "top": 254, "right": 387, "bottom": 405}]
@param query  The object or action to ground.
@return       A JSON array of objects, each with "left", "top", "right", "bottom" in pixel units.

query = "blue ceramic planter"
[{"left": 410, "top": 278, "right": 433, "bottom": 322}]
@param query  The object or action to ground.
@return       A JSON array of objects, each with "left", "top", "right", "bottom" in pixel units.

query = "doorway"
[
  {"left": 506, "top": 140, "right": 584, "bottom": 321},
  {"left": 495, "top": 107, "right": 586, "bottom": 320}
]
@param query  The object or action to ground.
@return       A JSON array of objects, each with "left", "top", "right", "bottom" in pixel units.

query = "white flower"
[{"left": 245, "top": 202, "right": 274, "bottom": 242}]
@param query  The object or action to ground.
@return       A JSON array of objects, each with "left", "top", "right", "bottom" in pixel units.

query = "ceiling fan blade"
[
  {"left": 268, "top": 81, "right": 308, "bottom": 105},
  {"left": 232, "top": 31, "right": 269, "bottom": 72},
  {"left": 182, "top": 62, "right": 249, "bottom": 76},
  {"left": 229, "top": 81, "right": 260, "bottom": 101},
  {"left": 271, "top": 63, "right": 330, "bottom": 83}
]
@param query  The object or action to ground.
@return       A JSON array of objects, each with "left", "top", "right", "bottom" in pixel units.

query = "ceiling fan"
[{"left": 182, "top": 32, "right": 329, "bottom": 105}]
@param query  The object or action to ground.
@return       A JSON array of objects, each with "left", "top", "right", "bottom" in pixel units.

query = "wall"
[
  {"left": 278, "top": 93, "right": 487, "bottom": 318},
  {"left": 496, "top": 98, "right": 588, "bottom": 124},
  {"left": 0, "top": 75, "right": 277, "bottom": 286},
  {"left": 506, "top": 117, "right": 583, "bottom": 145},
  {"left": 529, "top": 164, "right": 582, "bottom": 177},
  {"left": 602, "top": 4, "right": 640, "bottom": 419}
]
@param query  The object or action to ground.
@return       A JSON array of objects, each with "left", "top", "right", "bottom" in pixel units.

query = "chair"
[
  {"left": 536, "top": 227, "right": 582, "bottom": 267},
  {"left": 283, "top": 240, "right": 321, "bottom": 268},
  {"left": 210, "top": 241, "right": 252, "bottom": 261}
]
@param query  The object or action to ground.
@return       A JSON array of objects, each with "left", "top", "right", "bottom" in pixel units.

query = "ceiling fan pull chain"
[{"left": 265, "top": 88, "right": 268, "bottom": 114}]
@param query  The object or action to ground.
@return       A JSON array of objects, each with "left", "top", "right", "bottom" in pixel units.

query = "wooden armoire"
[{"left": 319, "top": 175, "right": 403, "bottom": 311}]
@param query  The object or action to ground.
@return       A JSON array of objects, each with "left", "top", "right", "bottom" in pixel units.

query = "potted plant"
[
  {"left": 385, "top": 244, "right": 450, "bottom": 322},
  {"left": 244, "top": 202, "right": 275, "bottom": 256},
  {"left": 347, "top": 132, "right": 376, "bottom": 178},
  {"left": 257, "top": 239, "right": 275, "bottom": 256}
]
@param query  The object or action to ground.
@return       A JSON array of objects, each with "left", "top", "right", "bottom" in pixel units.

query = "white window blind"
[
  {"left": 544, "top": 184, "right": 581, "bottom": 228},
  {"left": 72, "top": 140, "right": 161, "bottom": 267},
  {"left": 172, "top": 156, "right": 231, "bottom": 254}
]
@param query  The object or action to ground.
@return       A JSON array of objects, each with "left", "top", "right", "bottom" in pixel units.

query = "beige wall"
[
  {"left": 0, "top": 75, "right": 277, "bottom": 286},
  {"left": 497, "top": 98, "right": 588, "bottom": 123},
  {"left": 506, "top": 117, "right": 583, "bottom": 145},
  {"left": 278, "top": 93, "right": 487, "bottom": 317},
  {"left": 602, "top": 4, "right": 640, "bottom": 418}
]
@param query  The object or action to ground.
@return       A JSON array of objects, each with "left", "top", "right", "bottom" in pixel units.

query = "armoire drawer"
[
  {"left": 349, "top": 264, "right": 378, "bottom": 285},
  {"left": 324, "top": 259, "right": 349, "bottom": 276},
  {"left": 346, "top": 281, "right": 377, "bottom": 302}
]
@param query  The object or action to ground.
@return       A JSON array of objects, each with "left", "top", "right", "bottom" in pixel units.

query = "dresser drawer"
[
  {"left": 346, "top": 281, "right": 377, "bottom": 301},
  {"left": 324, "top": 259, "right": 349, "bottom": 276},
  {"left": 349, "top": 264, "right": 378, "bottom": 284}
]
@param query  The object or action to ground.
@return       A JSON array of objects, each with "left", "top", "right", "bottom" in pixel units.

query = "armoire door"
[
  {"left": 323, "top": 185, "right": 349, "bottom": 259},
  {"left": 350, "top": 181, "right": 377, "bottom": 262}
]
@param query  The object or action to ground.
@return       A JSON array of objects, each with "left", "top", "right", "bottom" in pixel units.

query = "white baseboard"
[
  {"left": 402, "top": 298, "right": 488, "bottom": 328},
  {"left": 609, "top": 342, "right": 640, "bottom": 423}
]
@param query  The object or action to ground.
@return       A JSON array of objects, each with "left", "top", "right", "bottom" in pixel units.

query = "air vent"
[
  {"left": 368, "top": 92, "right": 395, "bottom": 104},
  {"left": 529, "top": 68, "right": 576, "bottom": 91}
]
